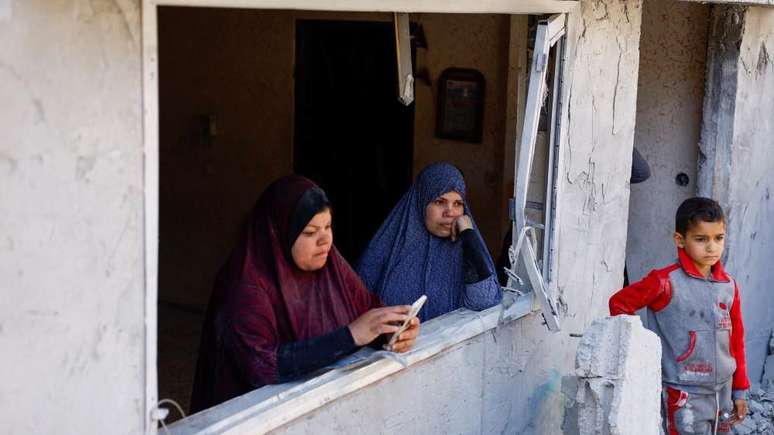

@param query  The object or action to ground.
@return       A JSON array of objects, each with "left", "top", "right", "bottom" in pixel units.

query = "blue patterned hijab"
[{"left": 356, "top": 162, "right": 494, "bottom": 321}]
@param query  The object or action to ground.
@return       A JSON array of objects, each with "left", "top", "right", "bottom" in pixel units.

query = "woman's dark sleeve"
[
  {"left": 460, "top": 228, "right": 495, "bottom": 284},
  {"left": 277, "top": 326, "right": 359, "bottom": 382}
]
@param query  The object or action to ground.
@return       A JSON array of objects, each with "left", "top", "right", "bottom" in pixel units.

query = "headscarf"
[
  {"left": 190, "top": 175, "right": 381, "bottom": 412},
  {"left": 356, "top": 162, "right": 495, "bottom": 321}
]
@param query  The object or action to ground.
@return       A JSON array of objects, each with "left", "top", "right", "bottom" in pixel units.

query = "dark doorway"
[{"left": 294, "top": 20, "right": 415, "bottom": 263}]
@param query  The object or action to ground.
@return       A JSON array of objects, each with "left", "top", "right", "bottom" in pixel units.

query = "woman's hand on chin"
[{"left": 451, "top": 215, "right": 473, "bottom": 241}]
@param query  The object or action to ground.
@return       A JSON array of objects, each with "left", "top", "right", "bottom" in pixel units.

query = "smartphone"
[{"left": 385, "top": 295, "right": 427, "bottom": 350}]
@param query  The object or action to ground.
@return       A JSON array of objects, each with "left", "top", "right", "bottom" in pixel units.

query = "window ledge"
[{"left": 166, "top": 292, "right": 534, "bottom": 434}]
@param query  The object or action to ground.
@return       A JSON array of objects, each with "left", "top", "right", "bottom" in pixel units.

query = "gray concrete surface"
[
  {"left": 0, "top": 1, "right": 145, "bottom": 434},
  {"left": 700, "top": 4, "right": 774, "bottom": 385}
]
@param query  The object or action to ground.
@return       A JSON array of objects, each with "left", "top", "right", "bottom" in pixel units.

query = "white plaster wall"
[
  {"left": 270, "top": 332, "right": 490, "bottom": 435},
  {"left": 266, "top": 0, "right": 644, "bottom": 432},
  {"left": 626, "top": 0, "right": 708, "bottom": 283},
  {"left": 0, "top": 1, "right": 146, "bottom": 433},
  {"left": 723, "top": 6, "right": 774, "bottom": 383},
  {"left": 268, "top": 317, "right": 569, "bottom": 435}
]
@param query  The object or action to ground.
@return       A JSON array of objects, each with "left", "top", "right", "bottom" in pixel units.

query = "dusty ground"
[
  {"left": 732, "top": 387, "right": 774, "bottom": 434},
  {"left": 734, "top": 336, "right": 774, "bottom": 435}
]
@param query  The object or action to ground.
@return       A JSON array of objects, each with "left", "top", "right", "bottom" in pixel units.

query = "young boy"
[{"left": 609, "top": 197, "right": 749, "bottom": 434}]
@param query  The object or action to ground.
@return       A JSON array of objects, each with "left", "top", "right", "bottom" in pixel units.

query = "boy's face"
[{"left": 673, "top": 220, "right": 725, "bottom": 275}]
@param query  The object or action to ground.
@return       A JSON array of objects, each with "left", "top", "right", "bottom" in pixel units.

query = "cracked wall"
[
  {"left": 0, "top": 1, "right": 145, "bottom": 433},
  {"left": 702, "top": 4, "right": 774, "bottom": 384},
  {"left": 729, "top": 7, "right": 774, "bottom": 384},
  {"left": 524, "top": 0, "right": 644, "bottom": 430}
]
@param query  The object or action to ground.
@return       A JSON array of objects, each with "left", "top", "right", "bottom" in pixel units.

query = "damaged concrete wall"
[
  {"left": 0, "top": 1, "right": 145, "bottom": 434},
  {"left": 700, "top": 5, "right": 774, "bottom": 384},
  {"left": 626, "top": 0, "right": 708, "bottom": 283},
  {"left": 727, "top": 5, "right": 774, "bottom": 385},
  {"left": 504, "top": 0, "right": 644, "bottom": 431},
  {"left": 267, "top": 314, "right": 661, "bottom": 435}
]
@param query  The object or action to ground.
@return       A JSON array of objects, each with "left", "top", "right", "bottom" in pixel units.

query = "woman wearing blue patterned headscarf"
[{"left": 356, "top": 162, "right": 502, "bottom": 321}]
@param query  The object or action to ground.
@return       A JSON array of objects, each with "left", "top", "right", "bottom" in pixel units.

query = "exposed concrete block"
[{"left": 575, "top": 315, "right": 662, "bottom": 435}]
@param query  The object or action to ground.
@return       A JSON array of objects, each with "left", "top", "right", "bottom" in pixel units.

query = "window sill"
[{"left": 167, "top": 292, "right": 534, "bottom": 434}]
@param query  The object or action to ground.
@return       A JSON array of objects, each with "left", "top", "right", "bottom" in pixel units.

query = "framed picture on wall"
[{"left": 435, "top": 68, "right": 485, "bottom": 143}]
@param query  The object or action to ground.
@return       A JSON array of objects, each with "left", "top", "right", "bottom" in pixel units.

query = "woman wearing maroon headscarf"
[{"left": 190, "top": 176, "right": 419, "bottom": 413}]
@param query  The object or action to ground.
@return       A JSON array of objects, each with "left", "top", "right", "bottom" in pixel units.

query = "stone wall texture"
[{"left": 0, "top": 1, "right": 146, "bottom": 433}]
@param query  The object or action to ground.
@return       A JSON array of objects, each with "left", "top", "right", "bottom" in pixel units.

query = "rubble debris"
[
  {"left": 575, "top": 315, "right": 662, "bottom": 435},
  {"left": 732, "top": 388, "right": 774, "bottom": 435},
  {"left": 734, "top": 330, "right": 774, "bottom": 434}
]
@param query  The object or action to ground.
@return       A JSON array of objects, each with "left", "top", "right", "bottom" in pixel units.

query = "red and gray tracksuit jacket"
[{"left": 609, "top": 248, "right": 750, "bottom": 399}]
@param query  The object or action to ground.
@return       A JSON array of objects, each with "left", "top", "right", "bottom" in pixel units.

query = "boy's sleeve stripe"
[{"left": 730, "top": 280, "right": 751, "bottom": 391}]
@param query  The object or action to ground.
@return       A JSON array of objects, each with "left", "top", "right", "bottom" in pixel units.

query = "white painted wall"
[
  {"left": 626, "top": 0, "right": 708, "bottom": 284},
  {"left": 0, "top": 1, "right": 146, "bottom": 434},
  {"left": 265, "top": 314, "right": 563, "bottom": 435}
]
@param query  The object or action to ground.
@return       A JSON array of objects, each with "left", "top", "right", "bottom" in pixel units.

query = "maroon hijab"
[{"left": 190, "top": 176, "right": 381, "bottom": 413}]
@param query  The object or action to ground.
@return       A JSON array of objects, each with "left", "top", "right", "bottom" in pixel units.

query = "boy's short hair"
[{"left": 675, "top": 197, "right": 725, "bottom": 235}]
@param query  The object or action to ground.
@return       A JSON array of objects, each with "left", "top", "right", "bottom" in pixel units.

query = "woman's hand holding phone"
[
  {"left": 348, "top": 295, "right": 425, "bottom": 352},
  {"left": 386, "top": 317, "right": 420, "bottom": 352},
  {"left": 348, "top": 306, "right": 411, "bottom": 346}
]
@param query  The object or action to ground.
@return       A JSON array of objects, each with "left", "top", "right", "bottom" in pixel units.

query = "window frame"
[
  {"left": 505, "top": 14, "right": 566, "bottom": 331},
  {"left": 142, "top": 3, "right": 574, "bottom": 432}
]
